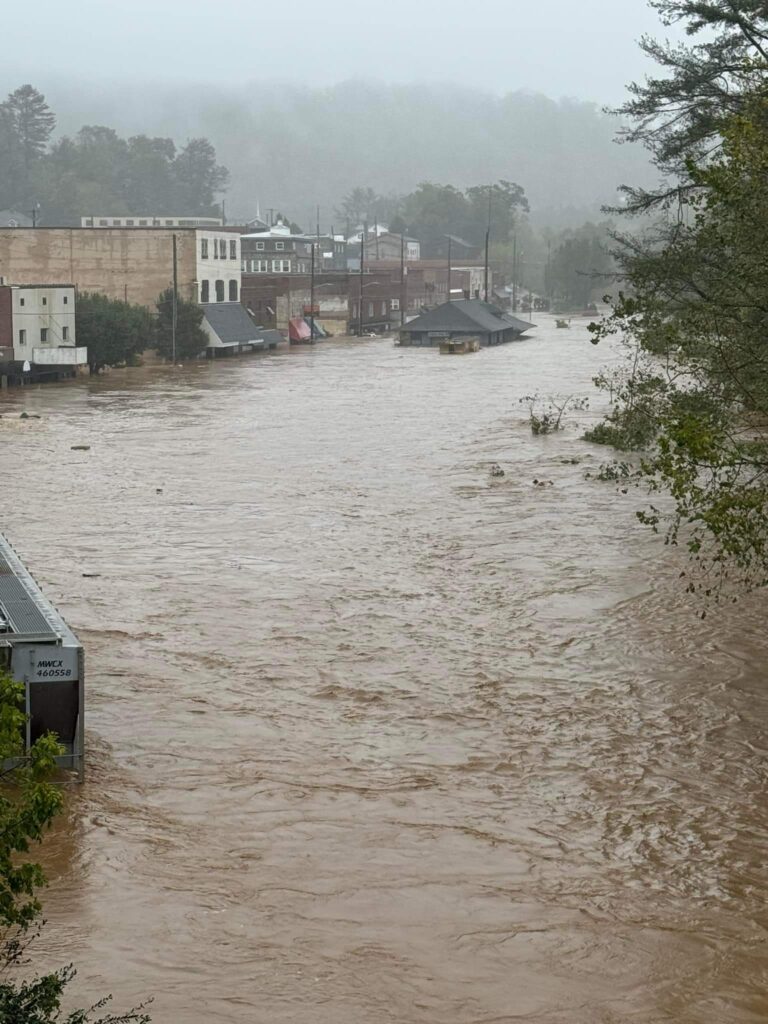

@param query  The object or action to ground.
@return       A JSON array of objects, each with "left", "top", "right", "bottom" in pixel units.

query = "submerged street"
[{"left": 2, "top": 318, "right": 767, "bottom": 1023}]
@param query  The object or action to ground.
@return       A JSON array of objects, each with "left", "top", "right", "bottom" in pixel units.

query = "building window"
[
  {"left": 282, "top": 260, "right": 291, "bottom": 273},
  {"left": 272, "top": 260, "right": 282, "bottom": 272},
  {"left": 42, "top": 297, "right": 47, "bottom": 306},
  {"left": 99, "top": 219, "right": 108, "bottom": 226},
  {"left": 220, "top": 239, "right": 226, "bottom": 258},
  {"left": 381, "top": 301, "right": 387, "bottom": 316},
  {"left": 40, "top": 328, "right": 48, "bottom": 343},
  {"left": 165, "top": 220, "right": 173, "bottom": 226},
  {"left": 201, "top": 280, "right": 210, "bottom": 302},
  {"left": 275, "top": 241, "right": 284, "bottom": 250},
  {"left": 139, "top": 219, "right": 147, "bottom": 226},
  {"left": 368, "top": 302, "right": 374, "bottom": 317},
  {"left": 229, "top": 239, "right": 237, "bottom": 260},
  {"left": 19, "top": 297, "right": 24, "bottom": 307},
  {"left": 391, "top": 298, "right": 400, "bottom": 310},
  {"left": 258, "top": 260, "right": 268, "bottom": 272},
  {"left": 229, "top": 280, "right": 238, "bottom": 301},
  {"left": 215, "top": 280, "right": 225, "bottom": 302},
  {"left": 18, "top": 329, "right": 25, "bottom": 345},
  {"left": 201, "top": 238, "right": 209, "bottom": 259},
  {"left": 63, "top": 295, "right": 68, "bottom": 304},
  {"left": 212, "top": 240, "right": 218, "bottom": 259},
  {"left": 62, "top": 326, "right": 69, "bottom": 341},
  {"left": 126, "top": 219, "right": 135, "bottom": 226},
  {"left": 256, "top": 241, "right": 265, "bottom": 250}
]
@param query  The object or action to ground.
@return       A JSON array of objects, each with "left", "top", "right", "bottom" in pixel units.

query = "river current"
[{"left": 2, "top": 316, "right": 767, "bottom": 1023}]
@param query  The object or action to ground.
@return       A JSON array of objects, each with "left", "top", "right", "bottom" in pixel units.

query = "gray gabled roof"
[
  {"left": 401, "top": 299, "right": 534, "bottom": 336},
  {"left": 202, "top": 302, "right": 261, "bottom": 344},
  {"left": 0, "top": 209, "right": 33, "bottom": 227}
]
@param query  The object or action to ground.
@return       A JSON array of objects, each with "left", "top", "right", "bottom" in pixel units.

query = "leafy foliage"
[
  {"left": 593, "top": 20, "right": 768, "bottom": 592},
  {"left": 76, "top": 293, "right": 150, "bottom": 373},
  {"left": 520, "top": 393, "right": 589, "bottom": 435},
  {"left": 611, "top": 0, "right": 768, "bottom": 213},
  {"left": 0, "top": 672, "right": 150, "bottom": 1022},
  {"left": 397, "top": 180, "right": 529, "bottom": 250},
  {"left": 154, "top": 289, "right": 207, "bottom": 361},
  {"left": 548, "top": 222, "right": 614, "bottom": 309}
]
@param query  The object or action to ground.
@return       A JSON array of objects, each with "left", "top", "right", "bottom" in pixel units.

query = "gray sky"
[{"left": 3, "top": 0, "right": 676, "bottom": 103}]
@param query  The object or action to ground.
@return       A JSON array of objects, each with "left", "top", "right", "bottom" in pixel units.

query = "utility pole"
[
  {"left": 309, "top": 236, "right": 316, "bottom": 344},
  {"left": 447, "top": 235, "right": 452, "bottom": 303},
  {"left": 358, "top": 221, "right": 367, "bottom": 338},
  {"left": 400, "top": 233, "right": 406, "bottom": 327},
  {"left": 483, "top": 188, "right": 491, "bottom": 303},
  {"left": 172, "top": 233, "right": 178, "bottom": 364},
  {"left": 512, "top": 233, "right": 518, "bottom": 312}
]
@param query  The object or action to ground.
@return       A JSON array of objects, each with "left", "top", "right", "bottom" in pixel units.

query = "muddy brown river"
[{"left": 2, "top": 317, "right": 767, "bottom": 1023}]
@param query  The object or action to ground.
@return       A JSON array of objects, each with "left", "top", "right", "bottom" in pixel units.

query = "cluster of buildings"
[{"left": 0, "top": 210, "right": 512, "bottom": 383}]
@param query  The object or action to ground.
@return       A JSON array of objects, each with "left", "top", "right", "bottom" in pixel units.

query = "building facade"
[
  {"left": 0, "top": 284, "right": 86, "bottom": 369},
  {"left": 0, "top": 227, "right": 241, "bottom": 309},
  {"left": 362, "top": 233, "right": 420, "bottom": 262},
  {"left": 196, "top": 229, "right": 241, "bottom": 304}
]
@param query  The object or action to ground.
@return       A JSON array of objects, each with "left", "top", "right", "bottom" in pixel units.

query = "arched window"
[
  {"left": 200, "top": 280, "right": 209, "bottom": 303},
  {"left": 215, "top": 280, "right": 225, "bottom": 302},
  {"left": 228, "top": 279, "right": 238, "bottom": 302}
]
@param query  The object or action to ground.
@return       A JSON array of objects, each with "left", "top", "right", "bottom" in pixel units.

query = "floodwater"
[{"left": 2, "top": 317, "right": 767, "bottom": 1023}]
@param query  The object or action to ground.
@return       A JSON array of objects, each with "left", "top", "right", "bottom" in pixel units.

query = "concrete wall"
[{"left": 0, "top": 228, "right": 198, "bottom": 308}]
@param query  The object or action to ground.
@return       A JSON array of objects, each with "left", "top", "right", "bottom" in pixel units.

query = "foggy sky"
[{"left": 3, "top": 0, "right": 677, "bottom": 103}]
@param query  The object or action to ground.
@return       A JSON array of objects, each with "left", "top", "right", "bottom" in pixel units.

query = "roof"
[
  {"left": 1, "top": 283, "right": 74, "bottom": 290},
  {"left": 444, "top": 234, "right": 475, "bottom": 247},
  {"left": 0, "top": 210, "right": 33, "bottom": 227},
  {"left": 400, "top": 299, "right": 534, "bottom": 336},
  {"left": 258, "top": 329, "right": 284, "bottom": 345},
  {"left": 202, "top": 302, "right": 261, "bottom": 344}
]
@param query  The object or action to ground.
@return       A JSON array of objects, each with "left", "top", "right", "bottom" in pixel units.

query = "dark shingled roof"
[
  {"left": 402, "top": 299, "right": 534, "bottom": 336},
  {"left": 202, "top": 302, "right": 261, "bottom": 344}
]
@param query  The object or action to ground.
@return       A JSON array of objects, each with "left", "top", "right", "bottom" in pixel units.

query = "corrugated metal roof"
[{"left": 0, "top": 549, "right": 59, "bottom": 637}]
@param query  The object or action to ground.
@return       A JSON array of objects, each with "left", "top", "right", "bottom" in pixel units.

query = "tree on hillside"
[
  {"left": 1, "top": 85, "right": 55, "bottom": 172},
  {"left": 76, "top": 292, "right": 149, "bottom": 373},
  {"left": 465, "top": 180, "right": 529, "bottom": 246},
  {"left": 590, "top": 3, "right": 768, "bottom": 592},
  {"left": 172, "top": 138, "right": 229, "bottom": 215},
  {"left": 154, "top": 289, "right": 208, "bottom": 361},
  {"left": 335, "top": 187, "right": 401, "bottom": 230},
  {"left": 0, "top": 670, "right": 150, "bottom": 1022},
  {"left": 549, "top": 223, "right": 614, "bottom": 309}
]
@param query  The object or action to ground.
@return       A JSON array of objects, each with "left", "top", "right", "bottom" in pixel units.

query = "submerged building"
[{"left": 398, "top": 299, "right": 534, "bottom": 347}]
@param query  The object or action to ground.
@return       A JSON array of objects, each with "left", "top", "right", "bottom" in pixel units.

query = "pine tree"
[
  {"left": 2, "top": 84, "right": 55, "bottom": 172},
  {"left": 612, "top": 1, "right": 768, "bottom": 212}
]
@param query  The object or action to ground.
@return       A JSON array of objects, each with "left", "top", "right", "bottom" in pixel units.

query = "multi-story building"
[
  {"left": 241, "top": 222, "right": 350, "bottom": 275},
  {"left": 0, "top": 283, "right": 86, "bottom": 371},
  {"left": 362, "top": 233, "right": 420, "bottom": 262},
  {"left": 0, "top": 227, "right": 242, "bottom": 308}
]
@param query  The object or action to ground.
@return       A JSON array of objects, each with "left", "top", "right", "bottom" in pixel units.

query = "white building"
[
  {"left": 0, "top": 284, "right": 86, "bottom": 369},
  {"left": 196, "top": 229, "right": 241, "bottom": 304}
]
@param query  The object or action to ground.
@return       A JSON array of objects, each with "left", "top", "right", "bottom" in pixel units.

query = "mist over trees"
[
  {"left": 0, "top": 79, "right": 656, "bottom": 230},
  {"left": 0, "top": 84, "right": 228, "bottom": 223}
]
